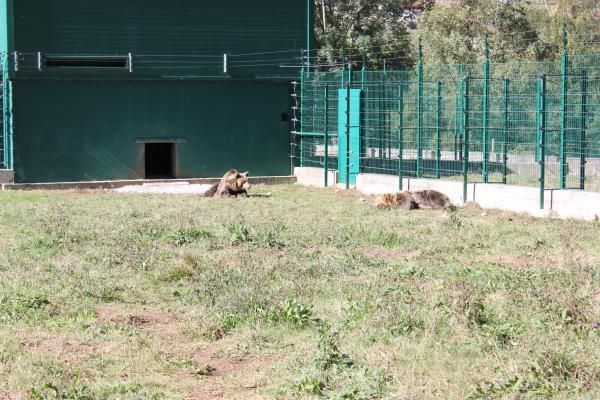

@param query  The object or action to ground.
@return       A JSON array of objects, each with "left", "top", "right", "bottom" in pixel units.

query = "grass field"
[{"left": 0, "top": 185, "right": 598, "bottom": 399}]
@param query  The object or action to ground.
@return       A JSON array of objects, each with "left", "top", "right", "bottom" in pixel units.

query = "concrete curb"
[
  {"left": 1, "top": 176, "right": 297, "bottom": 191},
  {"left": 294, "top": 167, "right": 600, "bottom": 221}
]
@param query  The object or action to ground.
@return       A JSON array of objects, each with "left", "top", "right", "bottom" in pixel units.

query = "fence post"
[
  {"left": 399, "top": 82, "right": 404, "bottom": 191},
  {"left": 324, "top": 85, "right": 329, "bottom": 187},
  {"left": 559, "top": 24, "right": 568, "bottom": 189},
  {"left": 436, "top": 80, "right": 441, "bottom": 179},
  {"left": 345, "top": 62, "right": 352, "bottom": 190},
  {"left": 538, "top": 74, "right": 547, "bottom": 209},
  {"left": 2, "top": 54, "right": 8, "bottom": 169},
  {"left": 502, "top": 78, "right": 509, "bottom": 184},
  {"left": 299, "top": 67, "right": 305, "bottom": 167},
  {"left": 457, "top": 65, "right": 464, "bottom": 161},
  {"left": 462, "top": 75, "right": 470, "bottom": 203},
  {"left": 482, "top": 35, "right": 490, "bottom": 183},
  {"left": 417, "top": 39, "right": 423, "bottom": 178},
  {"left": 454, "top": 94, "right": 459, "bottom": 161},
  {"left": 579, "top": 70, "right": 587, "bottom": 190}
]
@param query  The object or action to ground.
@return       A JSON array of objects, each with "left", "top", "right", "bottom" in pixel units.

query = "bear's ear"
[
  {"left": 226, "top": 174, "right": 238, "bottom": 183},
  {"left": 240, "top": 171, "right": 249, "bottom": 178}
]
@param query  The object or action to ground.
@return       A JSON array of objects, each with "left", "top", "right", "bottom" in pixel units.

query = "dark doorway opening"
[{"left": 145, "top": 143, "right": 175, "bottom": 179}]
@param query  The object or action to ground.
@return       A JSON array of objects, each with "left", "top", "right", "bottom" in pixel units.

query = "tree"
[
  {"left": 532, "top": 0, "right": 600, "bottom": 56},
  {"left": 419, "top": 0, "right": 554, "bottom": 64},
  {"left": 314, "top": 0, "right": 423, "bottom": 69}
]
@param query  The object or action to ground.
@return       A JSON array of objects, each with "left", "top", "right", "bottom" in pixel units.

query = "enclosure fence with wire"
[{"left": 293, "top": 49, "right": 600, "bottom": 206}]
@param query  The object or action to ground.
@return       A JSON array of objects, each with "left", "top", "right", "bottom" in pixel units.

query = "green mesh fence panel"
[
  {"left": 0, "top": 52, "right": 11, "bottom": 170},
  {"left": 296, "top": 54, "right": 600, "bottom": 193}
]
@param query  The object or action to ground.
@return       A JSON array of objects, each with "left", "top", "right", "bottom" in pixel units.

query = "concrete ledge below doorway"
[{"left": 1, "top": 176, "right": 297, "bottom": 191}]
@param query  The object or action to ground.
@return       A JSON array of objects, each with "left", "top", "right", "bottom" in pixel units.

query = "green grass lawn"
[{"left": 0, "top": 185, "right": 598, "bottom": 399}]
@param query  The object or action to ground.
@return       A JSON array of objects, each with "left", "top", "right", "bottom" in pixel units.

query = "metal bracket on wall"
[
  {"left": 135, "top": 138, "right": 187, "bottom": 144},
  {"left": 128, "top": 53, "right": 133, "bottom": 73}
]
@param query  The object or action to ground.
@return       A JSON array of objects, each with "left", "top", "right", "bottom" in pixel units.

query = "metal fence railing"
[
  {"left": 293, "top": 53, "right": 600, "bottom": 199},
  {"left": 0, "top": 52, "right": 13, "bottom": 171}
]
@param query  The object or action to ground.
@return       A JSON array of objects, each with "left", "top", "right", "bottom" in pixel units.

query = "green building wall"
[
  {"left": 13, "top": 80, "right": 291, "bottom": 182},
  {"left": 3, "top": 0, "right": 312, "bottom": 182}
]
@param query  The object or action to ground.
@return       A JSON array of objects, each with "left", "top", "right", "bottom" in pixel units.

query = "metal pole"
[
  {"left": 454, "top": 95, "right": 459, "bottom": 161},
  {"left": 324, "top": 85, "right": 329, "bottom": 187},
  {"left": 579, "top": 70, "right": 587, "bottom": 190},
  {"left": 290, "top": 81, "right": 299, "bottom": 175},
  {"left": 13, "top": 51, "right": 18, "bottom": 72},
  {"left": 538, "top": 75, "right": 547, "bottom": 209},
  {"left": 436, "top": 80, "right": 441, "bottom": 179},
  {"left": 462, "top": 75, "right": 470, "bottom": 203},
  {"left": 502, "top": 78, "right": 509, "bottom": 184},
  {"left": 417, "top": 39, "right": 423, "bottom": 178},
  {"left": 8, "top": 80, "right": 12, "bottom": 169},
  {"left": 306, "top": 0, "right": 312, "bottom": 78},
  {"left": 399, "top": 83, "right": 404, "bottom": 191},
  {"left": 361, "top": 57, "right": 366, "bottom": 90},
  {"left": 299, "top": 67, "right": 304, "bottom": 167},
  {"left": 2, "top": 55, "right": 7, "bottom": 168},
  {"left": 457, "top": 65, "right": 464, "bottom": 161},
  {"left": 482, "top": 35, "right": 490, "bottom": 183},
  {"left": 346, "top": 62, "right": 352, "bottom": 190},
  {"left": 559, "top": 24, "right": 568, "bottom": 188}
]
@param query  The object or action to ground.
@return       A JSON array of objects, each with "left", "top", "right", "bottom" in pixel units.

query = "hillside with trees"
[{"left": 313, "top": 0, "right": 600, "bottom": 68}]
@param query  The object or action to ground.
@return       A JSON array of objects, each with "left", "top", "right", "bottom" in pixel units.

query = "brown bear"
[
  {"left": 410, "top": 190, "right": 452, "bottom": 210},
  {"left": 374, "top": 191, "right": 418, "bottom": 210},
  {"left": 374, "top": 189, "right": 453, "bottom": 211},
  {"left": 203, "top": 169, "right": 251, "bottom": 198}
]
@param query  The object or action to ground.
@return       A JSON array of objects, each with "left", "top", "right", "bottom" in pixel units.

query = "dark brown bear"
[
  {"left": 203, "top": 169, "right": 251, "bottom": 198},
  {"left": 410, "top": 190, "right": 452, "bottom": 210},
  {"left": 374, "top": 191, "right": 418, "bottom": 209}
]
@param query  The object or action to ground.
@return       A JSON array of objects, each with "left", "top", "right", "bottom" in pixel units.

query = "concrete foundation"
[
  {"left": 295, "top": 167, "right": 600, "bottom": 221},
  {"left": 0, "top": 170, "right": 14, "bottom": 184},
  {"left": 294, "top": 167, "right": 337, "bottom": 188},
  {"left": 2, "top": 175, "right": 297, "bottom": 191}
]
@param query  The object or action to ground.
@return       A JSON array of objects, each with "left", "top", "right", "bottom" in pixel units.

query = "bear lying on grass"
[
  {"left": 375, "top": 190, "right": 453, "bottom": 211},
  {"left": 203, "top": 169, "right": 251, "bottom": 198}
]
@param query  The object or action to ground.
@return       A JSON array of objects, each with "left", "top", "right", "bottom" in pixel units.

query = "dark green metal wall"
[
  {"left": 13, "top": 80, "right": 291, "bottom": 182},
  {"left": 5, "top": 0, "right": 312, "bottom": 182},
  {"left": 11, "top": 0, "right": 307, "bottom": 78}
]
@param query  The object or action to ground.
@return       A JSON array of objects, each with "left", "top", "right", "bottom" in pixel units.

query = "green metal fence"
[
  {"left": 293, "top": 53, "right": 600, "bottom": 199},
  {"left": 0, "top": 52, "right": 12, "bottom": 171}
]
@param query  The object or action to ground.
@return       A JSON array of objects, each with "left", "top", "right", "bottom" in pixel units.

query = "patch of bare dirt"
[
  {"left": 360, "top": 245, "right": 415, "bottom": 261},
  {"left": 0, "top": 388, "right": 24, "bottom": 400},
  {"left": 184, "top": 346, "right": 271, "bottom": 400},
  {"left": 480, "top": 254, "right": 535, "bottom": 269},
  {"left": 96, "top": 305, "right": 181, "bottom": 338},
  {"left": 16, "top": 330, "right": 97, "bottom": 364},
  {"left": 95, "top": 305, "right": 272, "bottom": 399}
]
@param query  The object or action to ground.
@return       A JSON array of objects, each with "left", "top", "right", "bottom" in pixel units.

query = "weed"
[
  {"left": 30, "top": 373, "right": 91, "bottom": 400},
  {"left": 227, "top": 221, "right": 253, "bottom": 245},
  {"left": 254, "top": 221, "right": 286, "bottom": 249},
  {"left": 316, "top": 330, "right": 354, "bottom": 372},
  {"left": 170, "top": 227, "right": 213, "bottom": 247},
  {"left": 272, "top": 299, "right": 316, "bottom": 328},
  {"left": 447, "top": 211, "right": 466, "bottom": 229}
]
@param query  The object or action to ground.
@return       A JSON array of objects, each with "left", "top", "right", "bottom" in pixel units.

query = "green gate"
[{"left": 337, "top": 88, "right": 361, "bottom": 185}]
